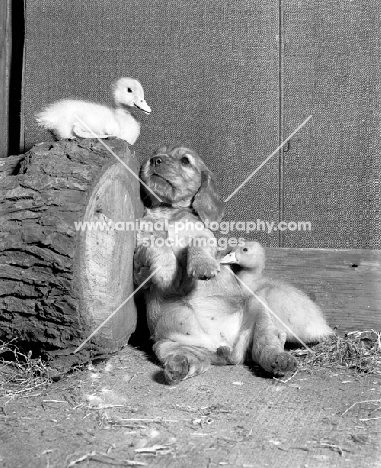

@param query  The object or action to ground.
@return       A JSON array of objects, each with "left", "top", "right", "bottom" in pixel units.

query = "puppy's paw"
[
  {"left": 266, "top": 351, "right": 297, "bottom": 377},
  {"left": 164, "top": 355, "right": 190, "bottom": 385},
  {"left": 187, "top": 256, "right": 220, "bottom": 279},
  {"left": 217, "top": 346, "right": 231, "bottom": 358},
  {"left": 215, "top": 346, "right": 233, "bottom": 365},
  {"left": 152, "top": 266, "right": 177, "bottom": 289}
]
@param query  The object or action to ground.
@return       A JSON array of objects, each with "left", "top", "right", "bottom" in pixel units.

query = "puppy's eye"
[
  {"left": 181, "top": 156, "right": 190, "bottom": 166},
  {"left": 242, "top": 247, "right": 248, "bottom": 252},
  {"left": 127, "top": 87, "right": 132, "bottom": 93}
]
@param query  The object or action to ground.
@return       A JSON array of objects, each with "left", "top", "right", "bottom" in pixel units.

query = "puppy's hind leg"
[
  {"left": 154, "top": 340, "right": 213, "bottom": 385},
  {"left": 247, "top": 297, "right": 297, "bottom": 376}
]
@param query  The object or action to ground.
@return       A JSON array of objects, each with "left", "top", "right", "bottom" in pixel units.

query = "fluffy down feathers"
[
  {"left": 221, "top": 241, "right": 334, "bottom": 343},
  {"left": 36, "top": 77, "right": 151, "bottom": 144}
]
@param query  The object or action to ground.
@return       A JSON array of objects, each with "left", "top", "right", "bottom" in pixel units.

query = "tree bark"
[{"left": 0, "top": 139, "right": 143, "bottom": 370}]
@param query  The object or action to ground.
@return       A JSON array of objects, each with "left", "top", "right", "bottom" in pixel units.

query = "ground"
[{"left": 0, "top": 344, "right": 380, "bottom": 468}]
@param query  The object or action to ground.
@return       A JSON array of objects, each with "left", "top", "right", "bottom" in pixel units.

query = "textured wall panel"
[
  {"left": 23, "top": 1, "right": 380, "bottom": 248},
  {"left": 281, "top": 0, "right": 381, "bottom": 248},
  {"left": 24, "top": 0, "right": 281, "bottom": 247}
]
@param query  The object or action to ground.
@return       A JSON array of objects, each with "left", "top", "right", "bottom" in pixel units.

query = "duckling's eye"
[
  {"left": 242, "top": 247, "right": 248, "bottom": 252},
  {"left": 127, "top": 87, "right": 133, "bottom": 93},
  {"left": 181, "top": 156, "right": 190, "bottom": 166}
]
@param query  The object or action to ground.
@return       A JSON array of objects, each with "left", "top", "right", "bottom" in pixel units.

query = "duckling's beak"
[
  {"left": 220, "top": 251, "right": 238, "bottom": 264},
  {"left": 134, "top": 99, "right": 151, "bottom": 114}
]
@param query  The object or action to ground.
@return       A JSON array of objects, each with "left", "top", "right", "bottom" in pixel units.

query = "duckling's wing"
[
  {"left": 72, "top": 125, "right": 115, "bottom": 139},
  {"left": 36, "top": 100, "right": 119, "bottom": 139}
]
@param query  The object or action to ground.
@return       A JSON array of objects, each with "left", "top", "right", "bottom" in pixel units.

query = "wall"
[
  {"left": 20, "top": 0, "right": 381, "bottom": 248},
  {"left": 281, "top": 1, "right": 381, "bottom": 248}
]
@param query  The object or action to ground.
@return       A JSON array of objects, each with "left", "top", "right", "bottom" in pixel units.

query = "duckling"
[
  {"left": 221, "top": 241, "right": 334, "bottom": 343},
  {"left": 36, "top": 77, "right": 151, "bottom": 144}
]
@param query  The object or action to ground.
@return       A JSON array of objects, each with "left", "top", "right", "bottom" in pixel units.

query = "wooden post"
[{"left": 0, "top": 0, "right": 11, "bottom": 158}]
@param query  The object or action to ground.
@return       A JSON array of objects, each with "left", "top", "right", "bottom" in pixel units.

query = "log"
[{"left": 0, "top": 139, "right": 143, "bottom": 369}]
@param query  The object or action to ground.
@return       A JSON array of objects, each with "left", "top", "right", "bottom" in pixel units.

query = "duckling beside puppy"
[
  {"left": 134, "top": 146, "right": 298, "bottom": 384},
  {"left": 221, "top": 241, "right": 334, "bottom": 343},
  {"left": 36, "top": 77, "right": 151, "bottom": 144}
]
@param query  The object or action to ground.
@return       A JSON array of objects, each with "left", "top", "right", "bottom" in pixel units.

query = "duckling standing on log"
[
  {"left": 221, "top": 241, "right": 334, "bottom": 343},
  {"left": 36, "top": 77, "right": 151, "bottom": 144}
]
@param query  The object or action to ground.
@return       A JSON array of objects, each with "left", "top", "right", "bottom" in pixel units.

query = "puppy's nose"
[{"left": 150, "top": 156, "right": 163, "bottom": 167}]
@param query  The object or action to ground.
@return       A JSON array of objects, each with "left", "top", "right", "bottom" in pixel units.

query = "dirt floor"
[{"left": 1, "top": 341, "right": 380, "bottom": 468}]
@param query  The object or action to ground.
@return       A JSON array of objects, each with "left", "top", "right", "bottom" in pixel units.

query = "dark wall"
[{"left": 22, "top": 0, "right": 381, "bottom": 248}]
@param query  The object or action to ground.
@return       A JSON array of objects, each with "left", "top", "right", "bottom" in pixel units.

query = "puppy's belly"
[{"left": 154, "top": 296, "right": 244, "bottom": 351}]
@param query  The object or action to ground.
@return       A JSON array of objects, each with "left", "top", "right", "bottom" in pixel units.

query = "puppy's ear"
[{"left": 192, "top": 171, "right": 225, "bottom": 224}]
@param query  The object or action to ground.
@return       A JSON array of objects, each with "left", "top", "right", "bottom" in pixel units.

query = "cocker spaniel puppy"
[{"left": 134, "top": 145, "right": 298, "bottom": 384}]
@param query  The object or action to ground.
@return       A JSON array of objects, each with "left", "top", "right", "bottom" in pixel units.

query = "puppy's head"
[{"left": 141, "top": 144, "right": 224, "bottom": 223}]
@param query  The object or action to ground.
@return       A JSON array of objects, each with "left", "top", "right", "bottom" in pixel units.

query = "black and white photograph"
[{"left": 0, "top": 1, "right": 380, "bottom": 467}]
